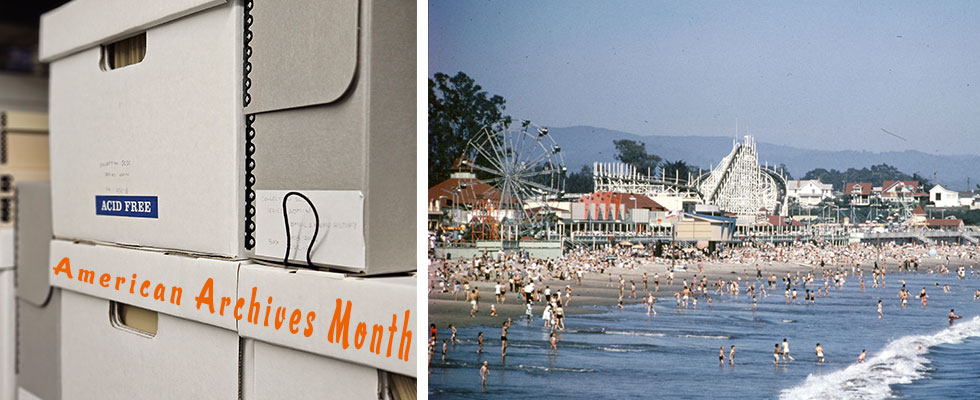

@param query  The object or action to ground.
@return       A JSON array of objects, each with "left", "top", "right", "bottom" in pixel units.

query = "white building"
[
  {"left": 786, "top": 179, "right": 834, "bottom": 207},
  {"left": 930, "top": 184, "right": 976, "bottom": 208}
]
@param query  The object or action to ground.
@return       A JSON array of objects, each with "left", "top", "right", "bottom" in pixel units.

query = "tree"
[
  {"left": 802, "top": 163, "right": 930, "bottom": 191},
  {"left": 428, "top": 72, "right": 512, "bottom": 186},
  {"left": 613, "top": 139, "right": 661, "bottom": 176},
  {"left": 565, "top": 165, "right": 594, "bottom": 193},
  {"left": 660, "top": 159, "right": 698, "bottom": 183}
]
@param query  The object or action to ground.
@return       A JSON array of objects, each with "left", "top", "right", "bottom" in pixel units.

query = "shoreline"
[{"left": 428, "top": 255, "right": 967, "bottom": 330}]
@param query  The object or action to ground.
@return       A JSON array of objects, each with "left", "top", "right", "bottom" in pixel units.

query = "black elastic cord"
[{"left": 282, "top": 191, "right": 319, "bottom": 267}]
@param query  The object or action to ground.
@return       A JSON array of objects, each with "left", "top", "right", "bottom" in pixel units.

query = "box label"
[
  {"left": 95, "top": 195, "right": 158, "bottom": 218},
  {"left": 254, "top": 190, "right": 364, "bottom": 269}
]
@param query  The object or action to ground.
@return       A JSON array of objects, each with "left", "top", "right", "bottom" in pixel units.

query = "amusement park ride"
[
  {"left": 594, "top": 135, "right": 790, "bottom": 218},
  {"left": 446, "top": 120, "right": 566, "bottom": 243},
  {"left": 438, "top": 129, "right": 797, "bottom": 250}
]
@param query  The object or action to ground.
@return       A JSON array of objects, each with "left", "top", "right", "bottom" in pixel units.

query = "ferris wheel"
[{"left": 461, "top": 120, "right": 566, "bottom": 239}]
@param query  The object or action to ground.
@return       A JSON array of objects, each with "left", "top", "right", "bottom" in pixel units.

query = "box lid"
[
  {"left": 243, "top": 0, "right": 358, "bottom": 114},
  {"left": 15, "top": 182, "right": 53, "bottom": 307},
  {"left": 49, "top": 239, "right": 241, "bottom": 331},
  {"left": 236, "top": 263, "right": 416, "bottom": 377},
  {"left": 39, "top": 0, "right": 227, "bottom": 62}
]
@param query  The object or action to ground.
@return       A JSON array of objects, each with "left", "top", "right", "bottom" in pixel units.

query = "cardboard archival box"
[
  {"left": 60, "top": 291, "right": 240, "bottom": 400},
  {"left": 246, "top": 0, "right": 416, "bottom": 275},
  {"left": 0, "top": 228, "right": 11, "bottom": 270},
  {"left": 236, "top": 264, "right": 416, "bottom": 377},
  {"left": 242, "top": 339, "right": 378, "bottom": 400},
  {"left": 0, "top": 270, "right": 13, "bottom": 400},
  {"left": 14, "top": 182, "right": 58, "bottom": 400},
  {"left": 49, "top": 240, "right": 242, "bottom": 399},
  {"left": 16, "top": 183, "right": 52, "bottom": 306},
  {"left": 16, "top": 291, "right": 60, "bottom": 400},
  {"left": 1, "top": 111, "right": 49, "bottom": 171},
  {"left": 42, "top": 0, "right": 417, "bottom": 275},
  {"left": 41, "top": 0, "right": 244, "bottom": 257}
]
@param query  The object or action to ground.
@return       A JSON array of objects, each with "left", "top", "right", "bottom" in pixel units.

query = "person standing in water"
[
  {"left": 949, "top": 309, "right": 962, "bottom": 326},
  {"left": 858, "top": 349, "right": 867, "bottom": 363},
  {"left": 480, "top": 361, "right": 490, "bottom": 388},
  {"left": 774, "top": 344, "right": 781, "bottom": 363},
  {"left": 815, "top": 343, "right": 825, "bottom": 363},
  {"left": 477, "top": 332, "right": 483, "bottom": 354},
  {"left": 500, "top": 321, "right": 509, "bottom": 357},
  {"left": 719, "top": 346, "right": 726, "bottom": 364},
  {"left": 782, "top": 338, "right": 794, "bottom": 361},
  {"left": 729, "top": 345, "right": 736, "bottom": 365},
  {"left": 877, "top": 300, "right": 883, "bottom": 319},
  {"left": 548, "top": 332, "right": 558, "bottom": 356}
]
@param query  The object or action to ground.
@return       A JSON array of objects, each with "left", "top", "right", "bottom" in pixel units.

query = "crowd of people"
[{"left": 427, "top": 240, "right": 980, "bottom": 385}]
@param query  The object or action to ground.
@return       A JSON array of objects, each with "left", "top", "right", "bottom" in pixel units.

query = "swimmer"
[
  {"left": 949, "top": 309, "right": 962, "bottom": 326},
  {"left": 858, "top": 349, "right": 867, "bottom": 363}
]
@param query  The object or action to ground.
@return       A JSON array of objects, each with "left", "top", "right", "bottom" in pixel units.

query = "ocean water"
[{"left": 429, "top": 272, "right": 980, "bottom": 399}]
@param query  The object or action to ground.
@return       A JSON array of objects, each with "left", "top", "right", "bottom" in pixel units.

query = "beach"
[
  {"left": 428, "top": 243, "right": 980, "bottom": 399},
  {"left": 428, "top": 253, "right": 957, "bottom": 329}
]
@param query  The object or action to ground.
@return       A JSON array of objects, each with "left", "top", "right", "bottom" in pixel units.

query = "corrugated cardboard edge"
[{"left": 39, "top": 0, "right": 228, "bottom": 62}]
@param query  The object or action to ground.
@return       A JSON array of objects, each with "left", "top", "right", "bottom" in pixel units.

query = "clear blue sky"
[{"left": 429, "top": 1, "right": 980, "bottom": 155}]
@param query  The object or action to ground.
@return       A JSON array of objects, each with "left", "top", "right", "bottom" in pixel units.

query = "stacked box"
[
  {"left": 39, "top": 0, "right": 418, "bottom": 397},
  {"left": 49, "top": 240, "right": 242, "bottom": 400},
  {"left": 0, "top": 228, "right": 13, "bottom": 400},
  {"left": 41, "top": 0, "right": 417, "bottom": 275},
  {"left": 14, "top": 183, "right": 56, "bottom": 400},
  {"left": 0, "top": 111, "right": 49, "bottom": 227},
  {"left": 244, "top": 0, "right": 416, "bottom": 275},
  {"left": 236, "top": 264, "right": 417, "bottom": 378}
]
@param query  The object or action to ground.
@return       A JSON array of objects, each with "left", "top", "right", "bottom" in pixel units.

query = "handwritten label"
[{"left": 254, "top": 190, "right": 365, "bottom": 270}]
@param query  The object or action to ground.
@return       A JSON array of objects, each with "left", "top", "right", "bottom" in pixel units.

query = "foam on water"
[
  {"left": 780, "top": 316, "right": 980, "bottom": 400},
  {"left": 606, "top": 330, "right": 731, "bottom": 340}
]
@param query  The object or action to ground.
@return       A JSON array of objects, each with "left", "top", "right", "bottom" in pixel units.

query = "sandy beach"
[{"left": 427, "top": 250, "right": 962, "bottom": 329}]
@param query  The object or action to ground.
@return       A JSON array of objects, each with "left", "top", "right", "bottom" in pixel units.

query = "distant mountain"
[{"left": 550, "top": 126, "right": 980, "bottom": 191}]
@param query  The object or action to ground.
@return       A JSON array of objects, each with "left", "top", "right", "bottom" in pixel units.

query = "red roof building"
[
  {"left": 844, "top": 182, "right": 873, "bottom": 206},
  {"left": 880, "top": 180, "right": 927, "bottom": 203},
  {"left": 925, "top": 218, "right": 963, "bottom": 230}
]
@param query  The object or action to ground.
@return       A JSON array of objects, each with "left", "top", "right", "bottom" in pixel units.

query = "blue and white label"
[{"left": 95, "top": 195, "right": 158, "bottom": 218}]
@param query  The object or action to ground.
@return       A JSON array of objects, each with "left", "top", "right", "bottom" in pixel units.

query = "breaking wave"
[{"left": 780, "top": 316, "right": 980, "bottom": 400}]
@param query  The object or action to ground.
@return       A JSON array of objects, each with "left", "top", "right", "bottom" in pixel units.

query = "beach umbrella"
[{"left": 619, "top": 241, "right": 633, "bottom": 246}]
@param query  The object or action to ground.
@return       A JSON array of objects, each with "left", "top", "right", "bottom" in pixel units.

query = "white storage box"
[
  {"left": 236, "top": 264, "right": 416, "bottom": 377},
  {"left": 42, "top": 0, "right": 244, "bottom": 258},
  {"left": 14, "top": 182, "right": 57, "bottom": 400},
  {"left": 242, "top": 339, "right": 378, "bottom": 400},
  {"left": 246, "top": 0, "right": 416, "bottom": 274},
  {"left": 41, "top": 0, "right": 417, "bottom": 275},
  {"left": 60, "top": 290, "right": 240, "bottom": 399},
  {"left": 0, "top": 270, "right": 13, "bottom": 400},
  {"left": 48, "top": 239, "right": 243, "bottom": 399}
]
